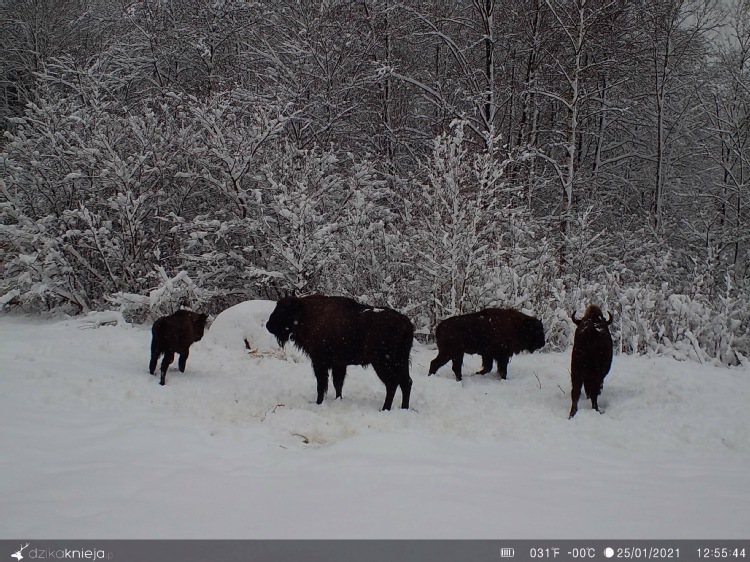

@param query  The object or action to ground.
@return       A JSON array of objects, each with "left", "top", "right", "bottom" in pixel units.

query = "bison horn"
[{"left": 605, "top": 311, "right": 613, "bottom": 325}]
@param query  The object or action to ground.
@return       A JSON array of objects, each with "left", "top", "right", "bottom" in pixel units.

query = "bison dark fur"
[
  {"left": 149, "top": 310, "right": 208, "bottom": 386},
  {"left": 266, "top": 295, "right": 414, "bottom": 410},
  {"left": 428, "top": 308, "right": 545, "bottom": 382},
  {"left": 569, "top": 305, "right": 613, "bottom": 418}
]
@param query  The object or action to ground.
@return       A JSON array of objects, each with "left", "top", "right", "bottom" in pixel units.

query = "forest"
[{"left": 1, "top": 0, "right": 748, "bottom": 365}]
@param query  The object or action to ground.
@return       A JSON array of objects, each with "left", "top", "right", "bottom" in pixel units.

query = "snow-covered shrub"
[
  {"left": 2, "top": 58, "right": 748, "bottom": 368},
  {"left": 328, "top": 163, "right": 404, "bottom": 307},
  {"left": 541, "top": 269, "right": 750, "bottom": 366},
  {"left": 0, "top": 58, "right": 299, "bottom": 313},
  {"left": 0, "top": 61, "right": 193, "bottom": 311},
  {"left": 256, "top": 144, "right": 370, "bottom": 295},
  {"left": 401, "top": 121, "right": 523, "bottom": 332},
  {"left": 108, "top": 267, "right": 214, "bottom": 323}
]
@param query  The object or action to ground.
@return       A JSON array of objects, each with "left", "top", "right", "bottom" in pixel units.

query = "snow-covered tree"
[{"left": 403, "top": 121, "right": 518, "bottom": 331}]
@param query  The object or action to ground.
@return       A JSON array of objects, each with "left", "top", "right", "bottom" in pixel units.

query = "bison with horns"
[
  {"left": 149, "top": 309, "right": 208, "bottom": 386},
  {"left": 266, "top": 295, "right": 414, "bottom": 410},
  {"left": 569, "top": 305, "right": 613, "bottom": 419},
  {"left": 428, "top": 308, "right": 545, "bottom": 382}
]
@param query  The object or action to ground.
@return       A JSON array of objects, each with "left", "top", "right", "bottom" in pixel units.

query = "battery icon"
[{"left": 500, "top": 547, "right": 515, "bottom": 558}]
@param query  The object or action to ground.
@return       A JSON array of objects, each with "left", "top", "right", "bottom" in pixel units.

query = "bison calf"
[
  {"left": 569, "top": 305, "right": 613, "bottom": 418},
  {"left": 428, "top": 308, "right": 545, "bottom": 382},
  {"left": 149, "top": 310, "right": 208, "bottom": 386},
  {"left": 266, "top": 295, "right": 414, "bottom": 410}
]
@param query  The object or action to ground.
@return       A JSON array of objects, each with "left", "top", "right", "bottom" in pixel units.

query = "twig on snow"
[{"left": 260, "top": 403, "right": 285, "bottom": 422}]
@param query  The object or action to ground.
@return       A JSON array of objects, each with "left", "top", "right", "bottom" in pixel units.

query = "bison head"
[
  {"left": 192, "top": 312, "right": 209, "bottom": 341},
  {"left": 266, "top": 297, "right": 302, "bottom": 347},
  {"left": 572, "top": 305, "right": 612, "bottom": 328},
  {"left": 528, "top": 317, "right": 546, "bottom": 352}
]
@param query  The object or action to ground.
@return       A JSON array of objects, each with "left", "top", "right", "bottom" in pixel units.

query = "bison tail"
[
  {"left": 398, "top": 317, "right": 416, "bottom": 358},
  {"left": 150, "top": 327, "right": 164, "bottom": 351}
]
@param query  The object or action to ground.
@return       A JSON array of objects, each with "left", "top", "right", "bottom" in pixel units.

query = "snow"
[
  {"left": 203, "top": 300, "right": 290, "bottom": 358},
  {"left": 1, "top": 302, "right": 749, "bottom": 539}
]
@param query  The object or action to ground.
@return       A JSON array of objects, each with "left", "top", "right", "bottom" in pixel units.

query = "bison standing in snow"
[
  {"left": 569, "top": 305, "right": 613, "bottom": 419},
  {"left": 266, "top": 295, "right": 414, "bottom": 410},
  {"left": 428, "top": 308, "right": 545, "bottom": 382},
  {"left": 149, "top": 310, "right": 208, "bottom": 386}
]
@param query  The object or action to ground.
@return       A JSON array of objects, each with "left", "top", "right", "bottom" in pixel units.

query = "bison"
[
  {"left": 149, "top": 309, "right": 208, "bottom": 386},
  {"left": 569, "top": 305, "right": 613, "bottom": 419},
  {"left": 428, "top": 308, "right": 545, "bottom": 382},
  {"left": 266, "top": 295, "right": 414, "bottom": 410}
]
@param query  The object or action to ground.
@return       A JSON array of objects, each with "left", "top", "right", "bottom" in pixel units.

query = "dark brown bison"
[
  {"left": 428, "top": 308, "right": 545, "bottom": 382},
  {"left": 569, "top": 305, "right": 613, "bottom": 419},
  {"left": 149, "top": 310, "right": 208, "bottom": 386},
  {"left": 266, "top": 295, "right": 414, "bottom": 410}
]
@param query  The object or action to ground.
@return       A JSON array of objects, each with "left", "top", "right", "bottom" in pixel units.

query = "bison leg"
[
  {"left": 159, "top": 351, "right": 175, "bottom": 386},
  {"left": 382, "top": 381, "right": 398, "bottom": 411},
  {"left": 450, "top": 354, "right": 464, "bottom": 382},
  {"left": 398, "top": 370, "right": 412, "bottom": 409},
  {"left": 428, "top": 351, "right": 450, "bottom": 376},
  {"left": 496, "top": 355, "right": 510, "bottom": 380},
  {"left": 373, "top": 362, "right": 397, "bottom": 410},
  {"left": 584, "top": 377, "right": 603, "bottom": 413},
  {"left": 149, "top": 346, "right": 160, "bottom": 376},
  {"left": 591, "top": 396, "right": 601, "bottom": 413},
  {"left": 332, "top": 364, "right": 347, "bottom": 400},
  {"left": 177, "top": 348, "right": 189, "bottom": 373},
  {"left": 374, "top": 361, "right": 411, "bottom": 410},
  {"left": 569, "top": 373, "right": 583, "bottom": 419},
  {"left": 312, "top": 361, "right": 329, "bottom": 405},
  {"left": 568, "top": 402, "right": 578, "bottom": 419},
  {"left": 476, "top": 355, "right": 493, "bottom": 375}
]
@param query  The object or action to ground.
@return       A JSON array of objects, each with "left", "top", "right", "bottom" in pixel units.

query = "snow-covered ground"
[{"left": 1, "top": 301, "right": 749, "bottom": 539}]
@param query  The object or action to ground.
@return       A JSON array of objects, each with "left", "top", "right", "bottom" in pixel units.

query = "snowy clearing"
[{"left": 1, "top": 303, "right": 749, "bottom": 539}]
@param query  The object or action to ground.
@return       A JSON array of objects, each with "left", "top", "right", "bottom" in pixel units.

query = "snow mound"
[{"left": 203, "top": 299, "right": 302, "bottom": 360}]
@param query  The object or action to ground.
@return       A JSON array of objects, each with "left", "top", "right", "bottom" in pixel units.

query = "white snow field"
[{"left": 1, "top": 301, "right": 749, "bottom": 539}]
